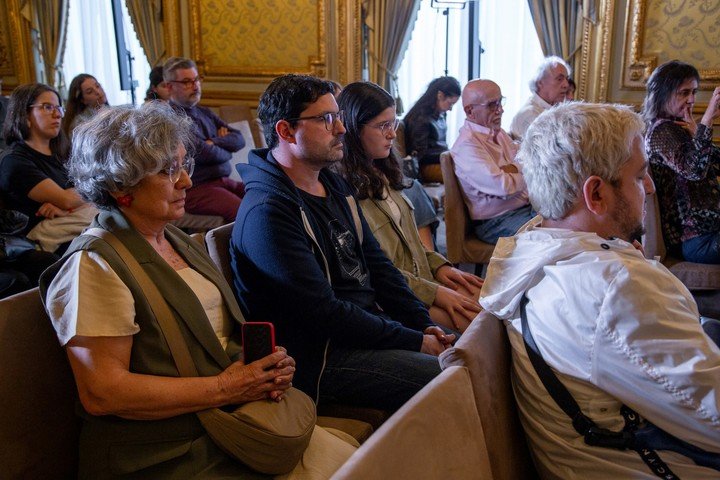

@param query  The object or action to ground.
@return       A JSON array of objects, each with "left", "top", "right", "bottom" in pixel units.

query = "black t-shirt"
[
  {"left": 0, "top": 142, "right": 70, "bottom": 231},
  {"left": 299, "top": 186, "right": 376, "bottom": 310}
]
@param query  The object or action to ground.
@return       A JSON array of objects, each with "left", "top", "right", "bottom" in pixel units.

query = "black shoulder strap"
[{"left": 519, "top": 294, "right": 681, "bottom": 479}]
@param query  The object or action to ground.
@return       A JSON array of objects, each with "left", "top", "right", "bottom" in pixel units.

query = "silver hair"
[
  {"left": 529, "top": 56, "right": 572, "bottom": 93},
  {"left": 68, "top": 102, "right": 193, "bottom": 209},
  {"left": 517, "top": 102, "right": 645, "bottom": 220},
  {"left": 163, "top": 56, "right": 197, "bottom": 82}
]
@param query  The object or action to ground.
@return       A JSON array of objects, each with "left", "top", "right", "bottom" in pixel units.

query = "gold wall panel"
[
  {"left": 0, "top": 0, "right": 35, "bottom": 90},
  {"left": 189, "top": 0, "right": 326, "bottom": 78},
  {"left": 622, "top": 0, "right": 720, "bottom": 89}
]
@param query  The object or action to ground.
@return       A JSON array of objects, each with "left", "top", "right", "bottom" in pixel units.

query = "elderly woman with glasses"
[
  {"left": 0, "top": 83, "right": 92, "bottom": 253},
  {"left": 335, "top": 82, "right": 483, "bottom": 332},
  {"left": 39, "top": 102, "right": 303, "bottom": 478}
]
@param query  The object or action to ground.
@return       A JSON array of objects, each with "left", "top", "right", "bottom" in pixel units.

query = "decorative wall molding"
[{"left": 622, "top": 0, "right": 720, "bottom": 89}]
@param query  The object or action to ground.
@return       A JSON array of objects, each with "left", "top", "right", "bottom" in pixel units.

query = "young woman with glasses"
[
  {"left": 62, "top": 73, "right": 109, "bottom": 138},
  {"left": 0, "top": 83, "right": 92, "bottom": 253},
  {"left": 335, "top": 82, "right": 484, "bottom": 332}
]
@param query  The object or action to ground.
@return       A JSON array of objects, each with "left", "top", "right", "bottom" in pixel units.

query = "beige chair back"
[
  {"left": 0, "top": 288, "right": 80, "bottom": 478},
  {"left": 439, "top": 311, "right": 538, "bottom": 479},
  {"left": 205, "top": 222, "right": 235, "bottom": 286},
  {"left": 331, "top": 366, "right": 492, "bottom": 480},
  {"left": 642, "top": 192, "right": 667, "bottom": 261},
  {"left": 218, "top": 104, "right": 266, "bottom": 148},
  {"left": 440, "top": 151, "right": 495, "bottom": 266}
]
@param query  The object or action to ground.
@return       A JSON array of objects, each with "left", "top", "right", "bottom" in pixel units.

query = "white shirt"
[
  {"left": 509, "top": 93, "right": 552, "bottom": 141},
  {"left": 450, "top": 120, "right": 528, "bottom": 220},
  {"left": 480, "top": 223, "right": 720, "bottom": 479}
]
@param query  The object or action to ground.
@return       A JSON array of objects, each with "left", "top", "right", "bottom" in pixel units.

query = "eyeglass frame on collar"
[
  {"left": 284, "top": 111, "right": 345, "bottom": 131},
  {"left": 29, "top": 103, "right": 65, "bottom": 117}
]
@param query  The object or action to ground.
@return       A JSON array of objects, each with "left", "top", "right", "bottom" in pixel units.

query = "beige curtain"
[
  {"left": 363, "top": 0, "right": 421, "bottom": 98},
  {"left": 125, "top": 0, "right": 165, "bottom": 67},
  {"left": 527, "top": 0, "right": 598, "bottom": 74},
  {"left": 32, "top": 0, "right": 70, "bottom": 89}
]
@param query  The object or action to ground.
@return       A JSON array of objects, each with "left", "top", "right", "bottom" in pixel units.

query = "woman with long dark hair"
[
  {"left": 62, "top": 73, "right": 109, "bottom": 138},
  {"left": 336, "top": 81, "right": 483, "bottom": 332},
  {"left": 403, "top": 76, "right": 461, "bottom": 183},
  {"left": 0, "top": 83, "right": 92, "bottom": 252},
  {"left": 642, "top": 60, "right": 720, "bottom": 263}
]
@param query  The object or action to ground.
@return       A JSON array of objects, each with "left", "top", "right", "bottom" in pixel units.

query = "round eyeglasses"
[
  {"left": 163, "top": 156, "right": 195, "bottom": 184},
  {"left": 368, "top": 118, "right": 400, "bottom": 136},
  {"left": 474, "top": 96, "right": 506, "bottom": 111},
  {"left": 29, "top": 103, "right": 65, "bottom": 117},
  {"left": 285, "top": 111, "right": 345, "bottom": 131}
]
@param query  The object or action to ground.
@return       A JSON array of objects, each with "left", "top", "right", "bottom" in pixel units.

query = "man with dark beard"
[
  {"left": 229, "top": 74, "right": 452, "bottom": 412},
  {"left": 479, "top": 102, "right": 720, "bottom": 478}
]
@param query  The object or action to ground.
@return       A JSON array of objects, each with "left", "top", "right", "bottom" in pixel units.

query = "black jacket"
[{"left": 230, "top": 148, "right": 432, "bottom": 397}]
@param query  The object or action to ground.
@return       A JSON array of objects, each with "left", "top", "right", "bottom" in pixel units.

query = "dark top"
[
  {"left": 170, "top": 102, "right": 245, "bottom": 184},
  {"left": 0, "top": 142, "right": 70, "bottom": 232},
  {"left": 645, "top": 118, "right": 720, "bottom": 246},
  {"left": 298, "top": 186, "right": 375, "bottom": 308},
  {"left": 230, "top": 148, "right": 433, "bottom": 397},
  {"left": 403, "top": 111, "right": 448, "bottom": 166},
  {"left": 0, "top": 96, "right": 9, "bottom": 151}
]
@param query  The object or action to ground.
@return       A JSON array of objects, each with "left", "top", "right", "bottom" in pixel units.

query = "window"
[
  {"left": 397, "top": 0, "right": 544, "bottom": 144},
  {"left": 63, "top": 0, "right": 150, "bottom": 106}
]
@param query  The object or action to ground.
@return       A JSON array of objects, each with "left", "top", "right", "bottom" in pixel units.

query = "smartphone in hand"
[{"left": 242, "top": 322, "right": 276, "bottom": 364}]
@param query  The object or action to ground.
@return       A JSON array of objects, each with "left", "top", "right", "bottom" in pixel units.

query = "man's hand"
[
  {"left": 217, "top": 126, "right": 229, "bottom": 138},
  {"left": 500, "top": 164, "right": 519, "bottom": 174}
]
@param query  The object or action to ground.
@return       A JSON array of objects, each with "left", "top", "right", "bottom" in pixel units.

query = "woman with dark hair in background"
[
  {"left": 62, "top": 73, "right": 109, "bottom": 138},
  {"left": 144, "top": 65, "right": 171, "bottom": 102},
  {"left": 336, "top": 81, "right": 483, "bottom": 332},
  {"left": 0, "top": 83, "right": 92, "bottom": 253},
  {"left": 403, "top": 76, "right": 461, "bottom": 183},
  {"left": 642, "top": 60, "right": 720, "bottom": 264}
]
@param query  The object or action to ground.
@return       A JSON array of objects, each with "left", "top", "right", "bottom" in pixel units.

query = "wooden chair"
[
  {"left": 331, "top": 367, "right": 491, "bottom": 480},
  {"left": 218, "top": 104, "right": 266, "bottom": 148},
  {"left": 204, "top": 222, "right": 389, "bottom": 435},
  {"left": 439, "top": 311, "right": 539, "bottom": 480},
  {"left": 643, "top": 192, "right": 720, "bottom": 316},
  {"left": 439, "top": 151, "right": 496, "bottom": 274},
  {"left": 0, "top": 288, "right": 81, "bottom": 478}
]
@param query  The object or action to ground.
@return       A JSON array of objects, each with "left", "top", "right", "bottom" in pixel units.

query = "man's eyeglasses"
[
  {"left": 368, "top": 118, "right": 400, "bottom": 136},
  {"left": 285, "top": 111, "right": 344, "bottom": 131},
  {"left": 163, "top": 156, "right": 195, "bottom": 184},
  {"left": 168, "top": 76, "right": 204, "bottom": 88},
  {"left": 473, "top": 96, "right": 506, "bottom": 111},
  {"left": 29, "top": 103, "right": 65, "bottom": 117}
]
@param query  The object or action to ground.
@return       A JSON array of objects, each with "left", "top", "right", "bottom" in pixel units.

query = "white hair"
[
  {"left": 517, "top": 102, "right": 644, "bottom": 220},
  {"left": 529, "top": 56, "right": 571, "bottom": 93}
]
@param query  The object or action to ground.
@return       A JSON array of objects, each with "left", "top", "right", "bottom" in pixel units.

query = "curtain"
[
  {"left": 526, "top": 0, "right": 598, "bottom": 73},
  {"left": 363, "top": 0, "right": 422, "bottom": 100},
  {"left": 125, "top": 0, "right": 165, "bottom": 67},
  {"left": 32, "top": 0, "right": 70, "bottom": 89}
]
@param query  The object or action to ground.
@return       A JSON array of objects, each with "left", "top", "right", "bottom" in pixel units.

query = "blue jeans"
[
  {"left": 682, "top": 232, "right": 720, "bottom": 264},
  {"left": 318, "top": 347, "right": 442, "bottom": 412},
  {"left": 473, "top": 204, "right": 534, "bottom": 244}
]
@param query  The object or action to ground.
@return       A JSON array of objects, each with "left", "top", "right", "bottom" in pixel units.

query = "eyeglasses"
[
  {"left": 29, "top": 103, "right": 65, "bottom": 117},
  {"left": 285, "top": 111, "right": 344, "bottom": 131},
  {"left": 163, "top": 156, "right": 195, "bottom": 184},
  {"left": 473, "top": 96, "right": 506, "bottom": 111},
  {"left": 368, "top": 118, "right": 400, "bottom": 136},
  {"left": 168, "top": 76, "right": 204, "bottom": 88}
]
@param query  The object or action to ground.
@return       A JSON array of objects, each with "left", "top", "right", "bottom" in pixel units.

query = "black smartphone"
[{"left": 242, "top": 322, "right": 276, "bottom": 364}]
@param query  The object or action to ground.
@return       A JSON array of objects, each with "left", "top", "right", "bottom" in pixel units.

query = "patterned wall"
[
  {"left": 643, "top": 0, "right": 720, "bottom": 68},
  {"left": 199, "top": 0, "right": 320, "bottom": 73}
]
